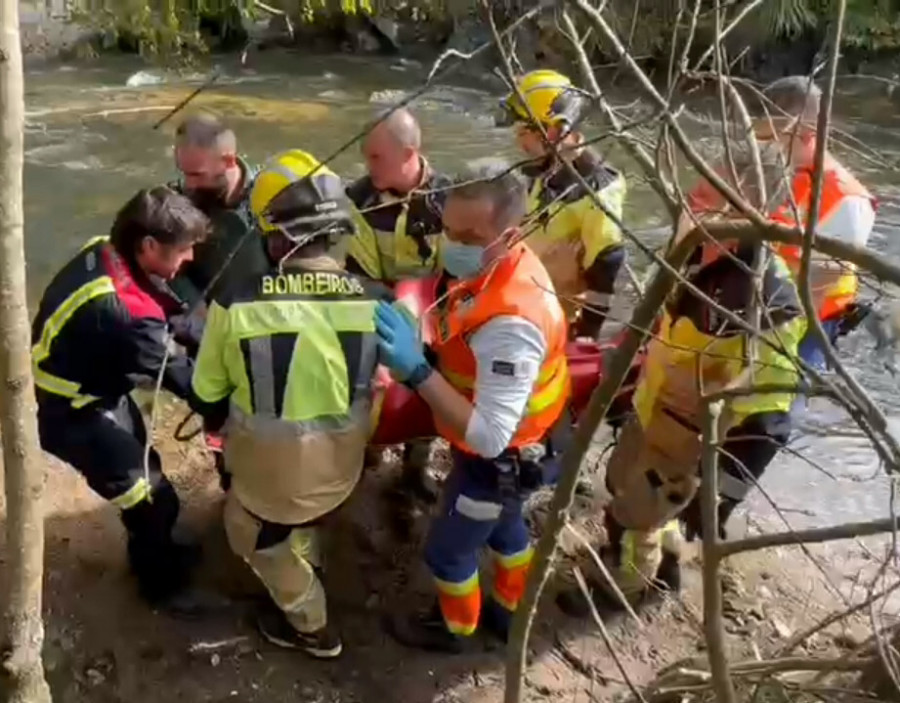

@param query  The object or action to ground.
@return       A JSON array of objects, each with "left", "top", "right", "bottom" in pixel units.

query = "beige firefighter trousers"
[
  {"left": 601, "top": 410, "right": 700, "bottom": 597},
  {"left": 223, "top": 491, "right": 328, "bottom": 633}
]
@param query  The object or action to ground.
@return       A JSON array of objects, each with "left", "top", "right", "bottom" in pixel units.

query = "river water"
[{"left": 21, "top": 51, "right": 900, "bottom": 535}]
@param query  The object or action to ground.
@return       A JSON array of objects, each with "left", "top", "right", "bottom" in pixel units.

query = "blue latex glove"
[{"left": 374, "top": 300, "right": 427, "bottom": 381}]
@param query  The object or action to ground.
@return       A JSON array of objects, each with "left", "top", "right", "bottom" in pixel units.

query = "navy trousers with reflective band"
[
  {"left": 424, "top": 449, "right": 534, "bottom": 635},
  {"left": 37, "top": 393, "right": 182, "bottom": 596}
]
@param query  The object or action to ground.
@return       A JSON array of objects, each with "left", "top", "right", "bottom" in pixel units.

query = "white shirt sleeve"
[
  {"left": 463, "top": 315, "right": 548, "bottom": 458},
  {"left": 816, "top": 195, "right": 875, "bottom": 247}
]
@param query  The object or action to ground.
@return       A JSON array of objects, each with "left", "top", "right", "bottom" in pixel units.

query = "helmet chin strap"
[{"left": 275, "top": 223, "right": 332, "bottom": 274}]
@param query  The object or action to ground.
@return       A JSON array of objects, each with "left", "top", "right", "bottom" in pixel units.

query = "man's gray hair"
[
  {"left": 175, "top": 113, "right": 237, "bottom": 153},
  {"left": 723, "top": 139, "right": 792, "bottom": 212},
  {"left": 762, "top": 75, "right": 822, "bottom": 122},
  {"left": 449, "top": 158, "right": 528, "bottom": 231}
]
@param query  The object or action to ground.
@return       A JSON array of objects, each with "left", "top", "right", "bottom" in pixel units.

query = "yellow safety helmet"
[
  {"left": 497, "top": 69, "right": 589, "bottom": 131},
  {"left": 250, "top": 149, "right": 354, "bottom": 240}
]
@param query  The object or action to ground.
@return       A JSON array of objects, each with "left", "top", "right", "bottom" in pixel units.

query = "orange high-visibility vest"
[
  {"left": 428, "top": 244, "right": 571, "bottom": 454},
  {"left": 769, "top": 155, "right": 875, "bottom": 320},
  {"left": 686, "top": 154, "right": 875, "bottom": 320}
]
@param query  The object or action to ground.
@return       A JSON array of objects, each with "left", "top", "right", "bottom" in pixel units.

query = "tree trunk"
[{"left": 0, "top": 0, "right": 53, "bottom": 697}]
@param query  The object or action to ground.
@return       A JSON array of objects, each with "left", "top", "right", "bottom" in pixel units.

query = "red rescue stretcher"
[{"left": 368, "top": 276, "right": 641, "bottom": 446}]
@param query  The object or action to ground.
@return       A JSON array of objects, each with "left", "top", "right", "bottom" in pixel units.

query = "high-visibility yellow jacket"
[{"left": 191, "top": 255, "right": 388, "bottom": 525}]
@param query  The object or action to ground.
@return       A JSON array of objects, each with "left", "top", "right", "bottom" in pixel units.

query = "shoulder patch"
[{"left": 491, "top": 360, "right": 516, "bottom": 377}]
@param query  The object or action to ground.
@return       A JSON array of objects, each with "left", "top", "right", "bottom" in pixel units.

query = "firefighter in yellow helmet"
[
  {"left": 498, "top": 69, "right": 627, "bottom": 340},
  {"left": 189, "top": 149, "right": 389, "bottom": 659}
]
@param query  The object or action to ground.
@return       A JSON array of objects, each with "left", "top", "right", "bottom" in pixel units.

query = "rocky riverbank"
[{"left": 0, "top": 390, "right": 895, "bottom": 703}]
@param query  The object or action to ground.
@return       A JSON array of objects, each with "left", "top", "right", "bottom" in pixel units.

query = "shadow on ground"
[{"left": 25, "top": 408, "right": 627, "bottom": 703}]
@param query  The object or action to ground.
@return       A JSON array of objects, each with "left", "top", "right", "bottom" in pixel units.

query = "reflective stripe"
[
  {"left": 621, "top": 520, "right": 679, "bottom": 575},
  {"left": 434, "top": 571, "right": 479, "bottom": 597},
  {"left": 280, "top": 574, "right": 319, "bottom": 615},
  {"left": 32, "top": 276, "right": 116, "bottom": 363},
  {"left": 247, "top": 336, "right": 277, "bottom": 417},
  {"left": 32, "top": 274, "right": 116, "bottom": 408},
  {"left": 80, "top": 235, "right": 109, "bottom": 251},
  {"left": 454, "top": 494, "right": 502, "bottom": 521},
  {"left": 442, "top": 355, "right": 569, "bottom": 417},
  {"left": 718, "top": 469, "right": 752, "bottom": 500},
  {"left": 351, "top": 334, "right": 378, "bottom": 403},
  {"left": 367, "top": 383, "right": 386, "bottom": 441},
  {"left": 582, "top": 290, "right": 612, "bottom": 307},
  {"left": 492, "top": 547, "right": 533, "bottom": 612},
  {"left": 359, "top": 199, "right": 438, "bottom": 281},
  {"left": 33, "top": 366, "right": 100, "bottom": 408},
  {"left": 492, "top": 591, "right": 518, "bottom": 612},
  {"left": 231, "top": 300, "right": 377, "bottom": 334},
  {"left": 229, "top": 397, "right": 370, "bottom": 437},
  {"left": 492, "top": 546, "right": 533, "bottom": 570},
  {"left": 526, "top": 363, "right": 569, "bottom": 415},
  {"left": 110, "top": 477, "right": 152, "bottom": 510}
]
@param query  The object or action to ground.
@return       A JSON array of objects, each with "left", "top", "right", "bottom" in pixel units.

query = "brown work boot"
[{"left": 257, "top": 601, "right": 343, "bottom": 659}]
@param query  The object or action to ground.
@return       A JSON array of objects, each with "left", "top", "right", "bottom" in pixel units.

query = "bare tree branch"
[
  {"left": 701, "top": 398, "right": 738, "bottom": 703},
  {"left": 719, "top": 517, "right": 900, "bottom": 558}
]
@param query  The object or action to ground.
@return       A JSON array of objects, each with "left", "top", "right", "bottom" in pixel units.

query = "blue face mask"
[{"left": 441, "top": 236, "right": 486, "bottom": 279}]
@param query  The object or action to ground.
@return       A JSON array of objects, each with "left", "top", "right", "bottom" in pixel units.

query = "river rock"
[
  {"left": 125, "top": 70, "right": 165, "bottom": 88},
  {"left": 442, "top": 12, "right": 546, "bottom": 78},
  {"left": 342, "top": 13, "right": 399, "bottom": 54},
  {"left": 369, "top": 89, "right": 409, "bottom": 105},
  {"left": 771, "top": 615, "right": 792, "bottom": 639}
]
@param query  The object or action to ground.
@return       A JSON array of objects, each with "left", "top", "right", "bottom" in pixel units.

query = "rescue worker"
[
  {"left": 376, "top": 159, "right": 571, "bottom": 652},
  {"left": 32, "top": 187, "right": 209, "bottom": 605},
  {"left": 189, "top": 149, "right": 388, "bottom": 659},
  {"left": 557, "top": 141, "right": 807, "bottom": 615},
  {"left": 670, "top": 77, "right": 876, "bottom": 537},
  {"left": 498, "top": 69, "right": 627, "bottom": 341},
  {"left": 346, "top": 107, "right": 453, "bottom": 503},
  {"left": 168, "top": 113, "right": 269, "bottom": 351},
  {"left": 754, "top": 76, "right": 877, "bottom": 371},
  {"left": 168, "top": 114, "right": 269, "bottom": 489}
]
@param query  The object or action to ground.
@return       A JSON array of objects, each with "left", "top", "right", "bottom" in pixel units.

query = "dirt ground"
[{"left": 0, "top": 393, "right": 889, "bottom": 703}]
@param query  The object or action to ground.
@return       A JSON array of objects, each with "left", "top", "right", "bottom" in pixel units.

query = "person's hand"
[{"left": 374, "top": 300, "right": 427, "bottom": 382}]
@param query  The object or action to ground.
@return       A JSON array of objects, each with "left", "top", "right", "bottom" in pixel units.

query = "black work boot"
[
  {"left": 127, "top": 535, "right": 201, "bottom": 605},
  {"left": 480, "top": 597, "right": 513, "bottom": 643},
  {"left": 121, "top": 482, "right": 200, "bottom": 606},
  {"left": 257, "top": 600, "right": 343, "bottom": 659},
  {"left": 385, "top": 602, "right": 467, "bottom": 654}
]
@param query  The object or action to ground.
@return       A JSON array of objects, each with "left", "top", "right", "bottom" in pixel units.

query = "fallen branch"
[
  {"left": 573, "top": 567, "right": 648, "bottom": 703},
  {"left": 552, "top": 631, "right": 608, "bottom": 686},
  {"left": 780, "top": 580, "right": 900, "bottom": 655},
  {"left": 563, "top": 523, "right": 643, "bottom": 627}
]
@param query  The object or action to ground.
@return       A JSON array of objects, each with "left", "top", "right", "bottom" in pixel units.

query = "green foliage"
[
  {"left": 66, "top": 0, "right": 900, "bottom": 63},
  {"left": 754, "top": 0, "right": 900, "bottom": 49}
]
